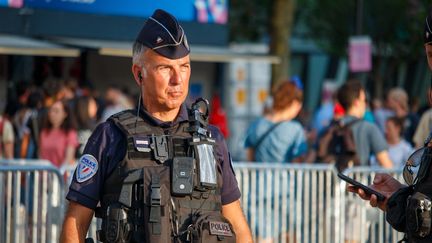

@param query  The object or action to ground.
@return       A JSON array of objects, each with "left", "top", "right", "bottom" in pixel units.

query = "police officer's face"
[{"left": 139, "top": 50, "right": 191, "bottom": 111}]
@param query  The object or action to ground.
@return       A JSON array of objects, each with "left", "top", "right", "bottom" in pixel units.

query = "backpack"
[{"left": 317, "top": 119, "right": 360, "bottom": 172}]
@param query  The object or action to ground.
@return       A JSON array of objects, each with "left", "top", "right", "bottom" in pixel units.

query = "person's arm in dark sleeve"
[
  {"left": 210, "top": 125, "right": 241, "bottom": 205},
  {"left": 209, "top": 125, "right": 253, "bottom": 242},
  {"left": 62, "top": 121, "right": 126, "bottom": 241}
]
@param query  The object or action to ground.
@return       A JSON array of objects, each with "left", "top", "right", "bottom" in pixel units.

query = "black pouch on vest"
[
  {"left": 98, "top": 203, "right": 130, "bottom": 243},
  {"left": 186, "top": 213, "right": 236, "bottom": 243},
  {"left": 406, "top": 192, "right": 432, "bottom": 238},
  {"left": 141, "top": 166, "right": 171, "bottom": 243},
  {"left": 386, "top": 186, "right": 414, "bottom": 232}
]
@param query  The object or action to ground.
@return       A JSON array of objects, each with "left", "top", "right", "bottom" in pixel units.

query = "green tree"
[
  {"left": 229, "top": 0, "right": 296, "bottom": 87},
  {"left": 302, "top": 0, "right": 429, "bottom": 97}
]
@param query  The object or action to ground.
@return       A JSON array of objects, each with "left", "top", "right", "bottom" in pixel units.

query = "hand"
[{"left": 347, "top": 173, "right": 404, "bottom": 211}]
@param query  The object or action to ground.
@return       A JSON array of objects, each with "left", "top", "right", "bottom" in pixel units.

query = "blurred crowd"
[
  {"left": 0, "top": 77, "right": 428, "bottom": 171},
  {"left": 244, "top": 78, "right": 428, "bottom": 169},
  {"left": 0, "top": 78, "right": 135, "bottom": 169}
]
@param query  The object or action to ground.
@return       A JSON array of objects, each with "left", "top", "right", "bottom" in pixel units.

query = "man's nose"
[{"left": 170, "top": 68, "right": 183, "bottom": 85}]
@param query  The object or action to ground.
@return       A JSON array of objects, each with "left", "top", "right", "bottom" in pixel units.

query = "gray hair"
[{"left": 132, "top": 41, "right": 148, "bottom": 66}]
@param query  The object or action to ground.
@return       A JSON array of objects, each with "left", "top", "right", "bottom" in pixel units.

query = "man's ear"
[{"left": 132, "top": 64, "right": 143, "bottom": 86}]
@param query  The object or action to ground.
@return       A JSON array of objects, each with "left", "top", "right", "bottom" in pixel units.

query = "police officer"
[
  {"left": 60, "top": 9, "right": 252, "bottom": 243},
  {"left": 349, "top": 10, "right": 432, "bottom": 242}
]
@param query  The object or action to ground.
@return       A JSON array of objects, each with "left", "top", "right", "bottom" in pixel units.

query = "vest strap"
[{"left": 149, "top": 174, "right": 162, "bottom": 235}]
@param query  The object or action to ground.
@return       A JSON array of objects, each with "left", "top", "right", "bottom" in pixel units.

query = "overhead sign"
[
  {"left": 1, "top": 0, "right": 23, "bottom": 8},
  {"left": 24, "top": 0, "right": 228, "bottom": 24},
  {"left": 349, "top": 36, "right": 372, "bottom": 72}
]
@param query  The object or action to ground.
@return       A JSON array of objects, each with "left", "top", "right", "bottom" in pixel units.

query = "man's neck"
[
  {"left": 142, "top": 102, "right": 180, "bottom": 122},
  {"left": 267, "top": 108, "right": 296, "bottom": 123},
  {"left": 346, "top": 109, "right": 363, "bottom": 119},
  {"left": 387, "top": 136, "right": 400, "bottom": 145}
]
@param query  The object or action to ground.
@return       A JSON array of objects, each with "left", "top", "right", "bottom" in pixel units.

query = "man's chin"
[{"left": 165, "top": 100, "right": 184, "bottom": 110}]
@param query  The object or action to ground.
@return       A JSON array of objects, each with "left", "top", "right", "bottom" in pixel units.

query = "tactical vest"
[
  {"left": 96, "top": 110, "right": 236, "bottom": 243},
  {"left": 387, "top": 146, "right": 432, "bottom": 242}
]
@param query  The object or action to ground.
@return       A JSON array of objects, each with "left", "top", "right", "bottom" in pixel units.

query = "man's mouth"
[{"left": 169, "top": 91, "right": 183, "bottom": 97}]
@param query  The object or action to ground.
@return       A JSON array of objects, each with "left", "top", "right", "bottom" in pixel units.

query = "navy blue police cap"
[
  {"left": 136, "top": 9, "right": 190, "bottom": 59},
  {"left": 425, "top": 11, "right": 432, "bottom": 45}
]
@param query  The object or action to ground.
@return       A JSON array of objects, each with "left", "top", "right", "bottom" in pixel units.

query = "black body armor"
[
  {"left": 387, "top": 144, "right": 432, "bottom": 242},
  {"left": 95, "top": 102, "right": 236, "bottom": 243}
]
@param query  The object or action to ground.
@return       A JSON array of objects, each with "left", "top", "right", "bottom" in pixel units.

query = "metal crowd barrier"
[
  {"left": 1, "top": 160, "right": 407, "bottom": 243},
  {"left": 0, "top": 159, "right": 65, "bottom": 243},
  {"left": 340, "top": 166, "right": 405, "bottom": 243},
  {"left": 234, "top": 163, "right": 341, "bottom": 243}
]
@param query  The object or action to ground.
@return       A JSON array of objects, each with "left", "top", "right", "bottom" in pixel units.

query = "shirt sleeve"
[
  {"left": 290, "top": 123, "right": 308, "bottom": 158},
  {"left": 66, "top": 121, "right": 126, "bottom": 209},
  {"left": 244, "top": 120, "right": 257, "bottom": 148},
  {"left": 368, "top": 123, "right": 389, "bottom": 155},
  {"left": 210, "top": 125, "right": 241, "bottom": 205}
]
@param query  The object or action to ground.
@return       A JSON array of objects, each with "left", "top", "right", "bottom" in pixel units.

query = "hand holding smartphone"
[{"left": 337, "top": 172, "right": 386, "bottom": 201}]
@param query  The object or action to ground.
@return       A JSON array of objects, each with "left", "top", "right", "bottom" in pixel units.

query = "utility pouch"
[
  {"left": 141, "top": 166, "right": 171, "bottom": 243},
  {"left": 98, "top": 203, "right": 130, "bottom": 243},
  {"left": 184, "top": 213, "right": 236, "bottom": 243},
  {"left": 406, "top": 192, "right": 432, "bottom": 238}
]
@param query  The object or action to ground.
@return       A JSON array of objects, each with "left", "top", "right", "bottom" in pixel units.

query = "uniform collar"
[{"left": 138, "top": 103, "right": 189, "bottom": 128}]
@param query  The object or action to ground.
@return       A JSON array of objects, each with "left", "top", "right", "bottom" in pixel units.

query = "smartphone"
[{"left": 337, "top": 172, "right": 386, "bottom": 201}]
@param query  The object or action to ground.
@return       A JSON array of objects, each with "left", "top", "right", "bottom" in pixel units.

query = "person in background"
[
  {"left": 74, "top": 96, "right": 98, "bottom": 156},
  {"left": 413, "top": 102, "right": 432, "bottom": 148},
  {"left": 15, "top": 89, "right": 44, "bottom": 159},
  {"left": 0, "top": 109, "right": 15, "bottom": 159},
  {"left": 383, "top": 116, "right": 413, "bottom": 168},
  {"left": 245, "top": 80, "right": 307, "bottom": 163},
  {"left": 39, "top": 99, "right": 78, "bottom": 168},
  {"left": 99, "top": 85, "right": 134, "bottom": 122},
  {"left": 209, "top": 94, "right": 230, "bottom": 138},
  {"left": 386, "top": 88, "right": 419, "bottom": 146},
  {"left": 312, "top": 81, "right": 338, "bottom": 136},
  {"left": 370, "top": 116, "right": 414, "bottom": 168},
  {"left": 334, "top": 80, "right": 393, "bottom": 168}
]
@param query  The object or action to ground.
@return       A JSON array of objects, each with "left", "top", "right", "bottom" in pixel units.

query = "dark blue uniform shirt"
[{"left": 67, "top": 104, "right": 241, "bottom": 209}]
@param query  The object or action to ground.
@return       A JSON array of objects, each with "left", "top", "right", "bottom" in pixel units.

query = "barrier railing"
[
  {"left": 340, "top": 166, "right": 405, "bottom": 243},
  {"left": 0, "top": 160, "right": 406, "bottom": 243},
  {"left": 0, "top": 160, "right": 65, "bottom": 243},
  {"left": 234, "top": 163, "right": 341, "bottom": 243}
]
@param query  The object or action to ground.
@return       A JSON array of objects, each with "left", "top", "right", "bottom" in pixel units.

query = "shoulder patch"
[{"left": 76, "top": 154, "right": 98, "bottom": 183}]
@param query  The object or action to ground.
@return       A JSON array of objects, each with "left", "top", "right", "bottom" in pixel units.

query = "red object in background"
[
  {"left": 334, "top": 102, "right": 345, "bottom": 117},
  {"left": 209, "top": 95, "right": 230, "bottom": 138}
]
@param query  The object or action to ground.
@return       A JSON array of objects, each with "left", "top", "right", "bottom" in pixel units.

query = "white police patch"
[{"left": 76, "top": 154, "right": 98, "bottom": 183}]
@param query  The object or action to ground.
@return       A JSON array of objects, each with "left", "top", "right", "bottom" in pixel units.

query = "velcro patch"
[
  {"left": 209, "top": 221, "right": 233, "bottom": 237},
  {"left": 133, "top": 136, "right": 151, "bottom": 152},
  {"left": 76, "top": 154, "right": 98, "bottom": 183}
]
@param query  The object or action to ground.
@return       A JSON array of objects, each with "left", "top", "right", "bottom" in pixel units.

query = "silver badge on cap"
[{"left": 156, "top": 36, "right": 163, "bottom": 44}]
